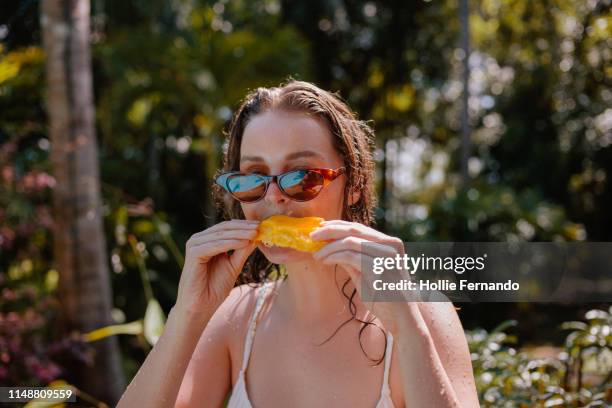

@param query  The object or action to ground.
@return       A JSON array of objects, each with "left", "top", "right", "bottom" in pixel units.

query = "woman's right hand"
[{"left": 173, "top": 219, "right": 260, "bottom": 316}]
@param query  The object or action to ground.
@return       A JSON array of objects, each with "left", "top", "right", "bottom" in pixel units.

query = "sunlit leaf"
[
  {"left": 491, "top": 319, "right": 518, "bottom": 334},
  {"left": 560, "top": 321, "right": 588, "bottom": 331},
  {"left": 83, "top": 320, "right": 144, "bottom": 342},
  {"left": 144, "top": 298, "right": 166, "bottom": 345},
  {"left": 585, "top": 310, "right": 609, "bottom": 321},
  {"left": 44, "top": 269, "right": 59, "bottom": 292}
]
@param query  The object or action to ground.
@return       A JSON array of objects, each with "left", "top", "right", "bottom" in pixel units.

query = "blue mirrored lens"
[
  {"left": 226, "top": 174, "right": 267, "bottom": 202},
  {"left": 279, "top": 170, "right": 323, "bottom": 200}
]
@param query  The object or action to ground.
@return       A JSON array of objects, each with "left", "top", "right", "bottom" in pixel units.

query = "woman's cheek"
[{"left": 240, "top": 203, "right": 259, "bottom": 220}]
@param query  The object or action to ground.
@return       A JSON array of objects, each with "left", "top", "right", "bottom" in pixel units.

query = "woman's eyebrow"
[{"left": 240, "top": 150, "right": 323, "bottom": 163}]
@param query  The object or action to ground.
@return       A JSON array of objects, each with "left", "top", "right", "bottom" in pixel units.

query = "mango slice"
[{"left": 255, "top": 215, "right": 326, "bottom": 253}]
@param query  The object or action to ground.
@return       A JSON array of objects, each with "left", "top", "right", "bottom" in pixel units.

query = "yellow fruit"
[{"left": 255, "top": 215, "right": 326, "bottom": 252}]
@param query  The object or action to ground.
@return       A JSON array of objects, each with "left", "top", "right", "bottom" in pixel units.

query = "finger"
[
  {"left": 340, "top": 264, "right": 362, "bottom": 286},
  {"left": 323, "top": 253, "right": 370, "bottom": 295},
  {"left": 311, "top": 221, "right": 367, "bottom": 239},
  {"left": 311, "top": 223, "right": 387, "bottom": 243},
  {"left": 188, "top": 238, "right": 252, "bottom": 261},
  {"left": 313, "top": 237, "right": 397, "bottom": 261},
  {"left": 312, "top": 236, "right": 366, "bottom": 260},
  {"left": 319, "top": 249, "right": 372, "bottom": 272},
  {"left": 314, "top": 225, "right": 404, "bottom": 255},
  {"left": 193, "top": 222, "right": 259, "bottom": 239},
  {"left": 228, "top": 240, "right": 258, "bottom": 274},
  {"left": 319, "top": 220, "right": 354, "bottom": 226},
  {"left": 319, "top": 250, "right": 381, "bottom": 293},
  {"left": 188, "top": 228, "right": 258, "bottom": 247},
  {"left": 191, "top": 220, "right": 260, "bottom": 238}
]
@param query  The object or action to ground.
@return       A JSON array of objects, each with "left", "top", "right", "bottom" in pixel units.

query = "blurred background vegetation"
[{"left": 0, "top": 0, "right": 610, "bottom": 406}]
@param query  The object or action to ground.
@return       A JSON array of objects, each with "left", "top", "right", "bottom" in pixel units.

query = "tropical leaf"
[{"left": 83, "top": 320, "right": 144, "bottom": 342}]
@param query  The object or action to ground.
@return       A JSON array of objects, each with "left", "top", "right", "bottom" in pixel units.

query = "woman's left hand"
[{"left": 310, "top": 220, "right": 419, "bottom": 336}]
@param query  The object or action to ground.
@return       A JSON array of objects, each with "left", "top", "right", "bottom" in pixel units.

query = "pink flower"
[
  {"left": 1, "top": 288, "right": 16, "bottom": 301},
  {"left": 36, "top": 206, "right": 53, "bottom": 228},
  {"left": 1, "top": 165, "right": 14, "bottom": 183},
  {"left": 35, "top": 172, "right": 56, "bottom": 190}
]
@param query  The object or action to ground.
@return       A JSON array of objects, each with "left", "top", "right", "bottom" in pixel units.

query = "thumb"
[{"left": 228, "top": 240, "right": 258, "bottom": 276}]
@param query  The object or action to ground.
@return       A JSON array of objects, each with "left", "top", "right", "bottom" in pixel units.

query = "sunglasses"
[{"left": 215, "top": 167, "right": 346, "bottom": 203}]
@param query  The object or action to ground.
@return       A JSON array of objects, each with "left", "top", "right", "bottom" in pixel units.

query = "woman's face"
[{"left": 239, "top": 109, "right": 346, "bottom": 264}]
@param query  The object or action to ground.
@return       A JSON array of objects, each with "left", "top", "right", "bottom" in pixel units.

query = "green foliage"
[
  {"left": 95, "top": 0, "right": 311, "bottom": 223},
  {"left": 468, "top": 308, "right": 612, "bottom": 407},
  {"left": 391, "top": 178, "right": 586, "bottom": 242}
]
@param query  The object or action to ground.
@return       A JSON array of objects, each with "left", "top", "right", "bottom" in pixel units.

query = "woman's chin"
[{"left": 257, "top": 243, "right": 313, "bottom": 264}]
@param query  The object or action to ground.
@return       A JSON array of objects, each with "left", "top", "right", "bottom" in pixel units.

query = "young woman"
[{"left": 117, "top": 81, "right": 479, "bottom": 408}]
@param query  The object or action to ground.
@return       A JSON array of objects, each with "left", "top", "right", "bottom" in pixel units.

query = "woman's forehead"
[{"left": 240, "top": 110, "right": 338, "bottom": 163}]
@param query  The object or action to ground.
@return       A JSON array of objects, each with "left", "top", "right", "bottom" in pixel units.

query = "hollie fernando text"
[{"left": 372, "top": 279, "right": 520, "bottom": 291}]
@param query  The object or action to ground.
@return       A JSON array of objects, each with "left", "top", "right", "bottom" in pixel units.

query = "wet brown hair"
[{"left": 212, "top": 79, "right": 386, "bottom": 365}]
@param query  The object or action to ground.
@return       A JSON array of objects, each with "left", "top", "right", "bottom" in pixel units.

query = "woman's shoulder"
[
  {"left": 207, "top": 281, "right": 277, "bottom": 371},
  {"left": 215, "top": 282, "right": 262, "bottom": 323},
  {"left": 209, "top": 281, "right": 271, "bottom": 344}
]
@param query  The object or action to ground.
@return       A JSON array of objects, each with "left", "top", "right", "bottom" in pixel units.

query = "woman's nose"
[{"left": 264, "top": 178, "right": 287, "bottom": 204}]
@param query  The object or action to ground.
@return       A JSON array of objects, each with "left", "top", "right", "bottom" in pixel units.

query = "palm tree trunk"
[{"left": 40, "top": 0, "right": 125, "bottom": 404}]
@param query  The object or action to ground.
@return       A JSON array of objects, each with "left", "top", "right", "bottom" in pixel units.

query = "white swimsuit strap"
[
  {"left": 382, "top": 331, "right": 394, "bottom": 387},
  {"left": 240, "top": 282, "right": 272, "bottom": 372}
]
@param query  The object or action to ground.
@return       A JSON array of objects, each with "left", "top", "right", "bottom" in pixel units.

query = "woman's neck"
[{"left": 274, "top": 260, "right": 362, "bottom": 325}]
